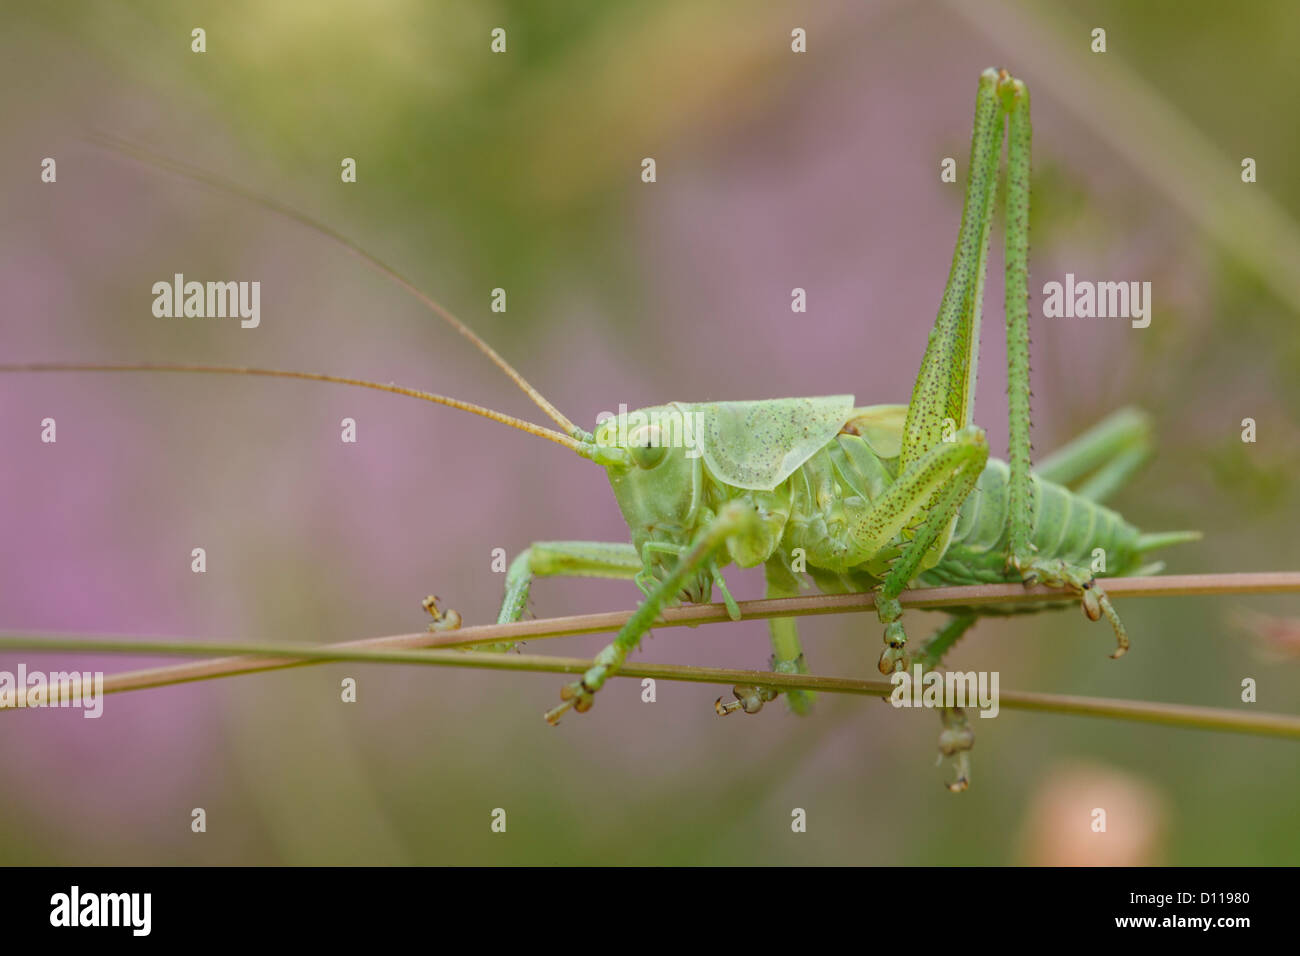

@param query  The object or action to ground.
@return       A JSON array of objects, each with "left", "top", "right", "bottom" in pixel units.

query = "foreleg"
[
  {"left": 544, "top": 503, "right": 758, "bottom": 724},
  {"left": 497, "top": 541, "right": 641, "bottom": 624}
]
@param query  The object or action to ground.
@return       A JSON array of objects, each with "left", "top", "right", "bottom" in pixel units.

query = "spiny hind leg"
[
  {"left": 916, "top": 614, "right": 979, "bottom": 792},
  {"left": 882, "top": 76, "right": 1011, "bottom": 672},
  {"left": 992, "top": 75, "right": 1129, "bottom": 660},
  {"left": 1002, "top": 405, "right": 1150, "bottom": 657},
  {"left": 1017, "top": 557, "right": 1129, "bottom": 658},
  {"left": 873, "top": 431, "right": 989, "bottom": 674}
]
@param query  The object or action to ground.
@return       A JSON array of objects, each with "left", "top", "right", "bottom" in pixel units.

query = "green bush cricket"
[{"left": 2, "top": 68, "right": 1200, "bottom": 791}]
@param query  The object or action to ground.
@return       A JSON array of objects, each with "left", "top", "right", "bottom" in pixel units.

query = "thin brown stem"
[
  {"left": 1, "top": 638, "right": 1296, "bottom": 740},
  {"left": 0, "top": 571, "right": 1296, "bottom": 705},
  {"left": 5, "top": 572, "right": 1294, "bottom": 691}
]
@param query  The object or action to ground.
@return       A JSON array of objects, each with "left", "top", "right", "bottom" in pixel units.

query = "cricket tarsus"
[
  {"left": 422, "top": 595, "right": 462, "bottom": 632},
  {"left": 715, "top": 684, "right": 779, "bottom": 716},
  {"left": 938, "top": 708, "right": 975, "bottom": 793}
]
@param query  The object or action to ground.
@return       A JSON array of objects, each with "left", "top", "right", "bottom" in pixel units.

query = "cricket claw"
[
  {"left": 544, "top": 700, "right": 572, "bottom": 725},
  {"left": 1081, "top": 581, "right": 1103, "bottom": 622},
  {"left": 1025, "top": 564, "right": 1131, "bottom": 661},
  {"left": 545, "top": 679, "right": 594, "bottom": 725},
  {"left": 878, "top": 644, "right": 910, "bottom": 675},
  {"left": 423, "top": 595, "right": 462, "bottom": 632},
  {"left": 715, "top": 696, "right": 744, "bottom": 716},
  {"left": 878, "top": 620, "right": 910, "bottom": 674},
  {"left": 1084, "top": 581, "right": 1130, "bottom": 659},
  {"left": 877, "top": 650, "right": 905, "bottom": 675},
  {"left": 715, "top": 684, "right": 778, "bottom": 716}
]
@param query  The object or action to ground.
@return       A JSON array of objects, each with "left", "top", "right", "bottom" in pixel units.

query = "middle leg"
[
  {"left": 715, "top": 559, "right": 814, "bottom": 717},
  {"left": 914, "top": 614, "right": 978, "bottom": 792}
]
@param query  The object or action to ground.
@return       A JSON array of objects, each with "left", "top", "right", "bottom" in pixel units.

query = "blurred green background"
[{"left": 0, "top": 0, "right": 1296, "bottom": 864}]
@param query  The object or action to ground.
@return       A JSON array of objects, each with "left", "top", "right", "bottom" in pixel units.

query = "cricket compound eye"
[{"left": 628, "top": 425, "right": 668, "bottom": 469}]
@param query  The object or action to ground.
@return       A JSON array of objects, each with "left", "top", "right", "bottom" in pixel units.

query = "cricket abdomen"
[{"left": 919, "top": 458, "right": 1142, "bottom": 589}]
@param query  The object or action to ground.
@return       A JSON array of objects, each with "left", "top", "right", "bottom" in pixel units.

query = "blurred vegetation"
[{"left": 1, "top": 0, "right": 1296, "bottom": 865}]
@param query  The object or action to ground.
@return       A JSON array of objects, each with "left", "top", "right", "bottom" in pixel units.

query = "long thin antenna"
[
  {"left": 0, "top": 363, "right": 586, "bottom": 453},
  {"left": 83, "top": 131, "right": 582, "bottom": 437}
]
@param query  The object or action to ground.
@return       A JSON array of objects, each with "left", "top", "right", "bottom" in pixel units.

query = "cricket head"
[
  {"left": 589, "top": 404, "right": 702, "bottom": 537},
  {"left": 586, "top": 404, "right": 720, "bottom": 602}
]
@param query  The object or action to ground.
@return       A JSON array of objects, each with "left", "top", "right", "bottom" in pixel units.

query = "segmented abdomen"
[{"left": 919, "top": 458, "right": 1142, "bottom": 587}]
